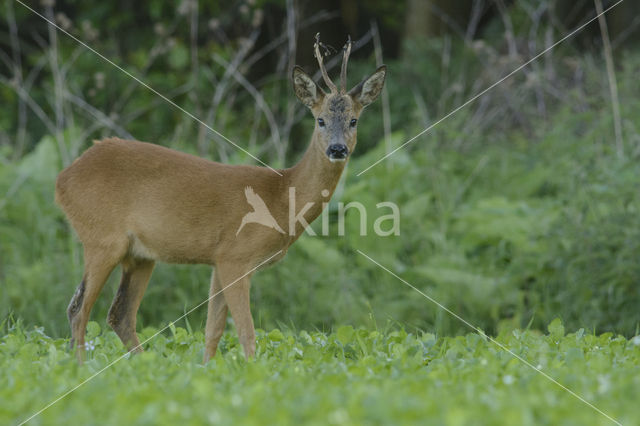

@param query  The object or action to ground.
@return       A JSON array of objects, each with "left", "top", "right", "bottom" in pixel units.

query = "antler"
[
  {"left": 340, "top": 35, "right": 352, "bottom": 94},
  {"left": 314, "top": 33, "right": 338, "bottom": 93}
]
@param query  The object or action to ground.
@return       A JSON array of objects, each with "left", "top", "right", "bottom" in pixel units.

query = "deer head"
[{"left": 293, "top": 34, "right": 386, "bottom": 163}]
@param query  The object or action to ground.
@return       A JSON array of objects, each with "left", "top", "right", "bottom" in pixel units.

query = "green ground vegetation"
[{"left": 2, "top": 319, "right": 638, "bottom": 425}]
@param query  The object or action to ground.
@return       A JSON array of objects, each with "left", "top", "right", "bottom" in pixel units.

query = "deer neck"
[{"left": 284, "top": 132, "right": 348, "bottom": 235}]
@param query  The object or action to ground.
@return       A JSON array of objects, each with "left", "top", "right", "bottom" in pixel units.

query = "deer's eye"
[
  {"left": 350, "top": 119, "right": 357, "bottom": 127},
  {"left": 318, "top": 118, "right": 325, "bottom": 127}
]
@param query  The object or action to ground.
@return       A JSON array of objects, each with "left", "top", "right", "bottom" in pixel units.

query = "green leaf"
[
  {"left": 548, "top": 318, "right": 565, "bottom": 338},
  {"left": 86, "top": 321, "right": 101, "bottom": 339},
  {"left": 268, "top": 329, "right": 284, "bottom": 342},
  {"left": 336, "top": 325, "right": 355, "bottom": 345}
]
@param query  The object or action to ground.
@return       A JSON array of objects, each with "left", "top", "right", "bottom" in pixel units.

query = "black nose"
[{"left": 326, "top": 144, "right": 349, "bottom": 160}]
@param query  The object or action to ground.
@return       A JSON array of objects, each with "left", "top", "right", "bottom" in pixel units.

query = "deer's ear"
[
  {"left": 349, "top": 65, "right": 386, "bottom": 108},
  {"left": 293, "top": 66, "right": 325, "bottom": 109}
]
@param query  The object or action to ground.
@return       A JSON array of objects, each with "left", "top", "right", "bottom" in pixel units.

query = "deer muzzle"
[{"left": 326, "top": 144, "right": 349, "bottom": 162}]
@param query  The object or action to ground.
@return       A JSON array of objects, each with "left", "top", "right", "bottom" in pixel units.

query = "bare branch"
[
  {"left": 6, "top": 0, "right": 27, "bottom": 159},
  {"left": 202, "top": 29, "right": 260, "bottom": 157},
  {"left": 64, "top": 91, "right": 134, "bottom": 139},
  {"left": 371, "top": 21, "right": 391, "bottom": 159},
  {"left": 212, "top": 54, "right": 281, "bottom": 159},
  {"left": 594, "top": 0, "right": 624, "bottom": 159},
  {"left": 44, "top": 4, "right": 70, "bottom": 165},
  {"left": 244, "top": 10, "right": 338, "bottom": 70},
  {"left": 0, "top": 74, "right": 58, "bottom": 136}
]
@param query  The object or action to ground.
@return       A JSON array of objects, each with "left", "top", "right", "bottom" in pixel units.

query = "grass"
[{"left": 2, "top": 320, "right": 638, "bottom": 425}]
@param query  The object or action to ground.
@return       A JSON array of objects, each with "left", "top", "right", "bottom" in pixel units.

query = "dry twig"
[{"left": 594, "top": 0, "right": 624, "bottom": 159}]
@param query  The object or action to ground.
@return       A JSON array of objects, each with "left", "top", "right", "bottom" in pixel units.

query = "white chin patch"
[{"left": 329, "top": 157, "right": 347, "bottom": 163}]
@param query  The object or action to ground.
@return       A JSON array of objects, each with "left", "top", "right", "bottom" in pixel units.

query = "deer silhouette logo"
[{"left": 236, "top": 186, "right": 285, "bottom": 235}]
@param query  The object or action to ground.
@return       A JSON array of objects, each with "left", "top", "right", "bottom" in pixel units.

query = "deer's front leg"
[
  {"left": 203, "top": 269, "right": 228, "bottom": 363},
  {"left": 214, "top": 264, "right": 255, "bottom": 360}
]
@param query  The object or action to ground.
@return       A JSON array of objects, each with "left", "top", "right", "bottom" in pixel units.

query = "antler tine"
[
  {"left": 314, "top": 33, "right": 338, "bottom": 93},
  {"left": 340, "top": 35, "right": 352, "bottom": 94}
]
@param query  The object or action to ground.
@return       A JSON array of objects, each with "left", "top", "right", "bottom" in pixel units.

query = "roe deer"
[{"left": 55, "top": 34, "right": 386, "bottom": 362}]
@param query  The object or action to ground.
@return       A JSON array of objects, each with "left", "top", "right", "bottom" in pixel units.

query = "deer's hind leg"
[
  {"left": 68, "top": 242, "right": 126, "bottom": 362},
  {"left": 204, "top": 268, "right": 228, "bottom": 363},
  {"left": 107, "top": 256, "right": 155, "bottom": 352}
]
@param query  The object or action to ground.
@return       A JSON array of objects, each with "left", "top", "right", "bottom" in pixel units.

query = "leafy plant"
[{"left": 1, "top": 320, "right": 638, "bottom": 425}]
